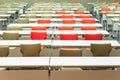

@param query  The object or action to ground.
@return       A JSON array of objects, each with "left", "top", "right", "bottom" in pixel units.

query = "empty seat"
[
  {"left": 91, "top": 43, "right": 112, "bottom": 56},
  {"left": 74, "top": 11, "right": 84, "bottom": 14},
  {"left": 31, "top": 31, "right": 47, "bottom": 40},
  {"left": 20, "top": 43, "right": 41, "bottom": 56},
  {"left": 77, "top": 15, "right": 91, "bottom": 18},
  {"left": 60, "top": 48, "right": 82, "bottom": 56},
  {"left": 61, "top": 15, "right": 74, "bottom": 19},
  {"left": 16, "top": 18, "right": 29, "bottom": 24},
  {"left": 62, "top": 19, "right": 75, "bottom": 24},
  {"left": 81, "top": 26, "right": 96, "bottom": 30},
  {"left": 2, "top": 32, "right": 20, "bottom": 40},
  {"left": 60, "top": 34, "right": 78, "bottom": 40},
  {"left": 58, "top": 26, "right": 74, "bottom": 30},
  {"left": 37, "top": 19, "right": 50, "bottom": 24},
  {"left": 84, "top": 33, "right": 102, "bottom": 40},
  {"left": 0, "top": 46, "right": 9, "bottom": 57},
  {"left": 7, "top": 27, "right": 23, "bottom": 30},
  {"left": 81, "top": 18, "right": 95, "bottom": 24},
  {"left": 31, "top": 26, "right": 47, "bottom": 30}
]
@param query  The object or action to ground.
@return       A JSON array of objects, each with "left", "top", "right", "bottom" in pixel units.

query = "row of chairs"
[
  {"left": 0, "top": 42, "right": 112, "bottom": 57},
  {"left": 1, "top": 32, "right": 102, "bottom": 40},
  {"left": 16, "top": 18, "right": 95, "bottom": 24}
]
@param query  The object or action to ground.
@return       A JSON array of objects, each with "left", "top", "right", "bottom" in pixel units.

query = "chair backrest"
[
  {"left": 81, "top": 26, "right": 96, "bottom": 30},
  {"left": 60, "top": 48, "right": 82, "bottom": 56},
  {"left": 77, "top": 15, "right": 91, "bottom": 18},
  {"left": 37, "top": 19, "right": 50, "bottom": 24},
  {"left": 61, "top": 15, "right": 74, "bottom": 19},
  {"left": 81, "top": 18, "right": 95, "bottom": 24},
  {"left": 84, "top": 33, "right": 102, "bottom": 40},
  {"left": 101, "top": 7, "right": 111, "bottom": 12},
  {"left": 62, "top": 19, "right": 75, "bottom": 24},
  {"left": 55, "top": 11, "right": 65, "bottom": 14},
  {"left": 31, "top": 31, "right": 47, "bottom": 40},
  {"left": 7, "top": 27, "right": 23, "bottom": 30},
  {"left": 58, "top": 26, "right": 74, "bottom": 30},
  {"left": 3, "top": 32, "right": 19, "bottom": 40},
  {"left": 16, "top": 18, "right": 29, "bottom": 24},
  {"left": 0, "top": 46, "right": 9, "bottom": 57},
  {"left": 74, "top": 11, "right": 84, "bottom": 14},
  {"left": 31, "top": 26, "right": 47, "bottom": 30},
  {"left": 20, "top": 43, "right": 41, "bottom": 56},
  {"left": 91, "top": 43, "right": 112, "bottom": 56},
  {"left": 60, "top": 34, "right": 78, "bottom": 40},
  {"left": 25, "top": 14, "right": 36, "bottom": 18}
]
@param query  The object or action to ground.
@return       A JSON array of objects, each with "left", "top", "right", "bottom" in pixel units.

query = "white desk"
[
  {"left": 50, "top": 57, "right": 120, "bottom": 67},
  {"left": 25, "top": 11, "right": 90, "bottom": 14},
  {"left": 0, "top": 57, "right": 49, "bottom": 67},
  {"left": 20, "top": 14, "right": 92, "bottom": 18},
  {"left": 28, "top": 18, "right": 99, "bottom": 22},
  {"left": 0, "top": 30, "right": 53, "bottom": 35},
  {"left": 8, "top": 23, "right": 103, "bottom": 28},
  {"left": 53, "top": 30, "right": 109, "bottom": 36},
  {"left": 0, "top": 40, "right": 51, "bottom": 46},
  {"left": 51, "top": 40, "right": 120, "bottom": 47}
]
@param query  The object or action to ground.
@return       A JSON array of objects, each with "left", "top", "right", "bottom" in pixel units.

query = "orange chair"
[
  {"left": 112, "top": 2, "right": 119, "bottom": 4},
  {"left": 77, "top": 14, "right": 91, "bottom": 18},
  {"left": 31, "top": 31, "right": 47, "bottom": 40},
  {"left": 37, "top": 19, "right": 50, "bottom": 24},
  {"left": 101, "top": 8, "right": 111, "bottom": 12},
  {"left": 81, "top": 18, "right": 95, "bottom": 24},
  {"left": 31, "top": 26, "right": 47, "bottom": 30},
  {"left": 61, "top": 15, "right": 74, "bottom": 19},
  {"left": 58, "top": 26, "right": 74, "bottom": 30},
  {"left": 81, "top": 26, "right": 96, "bottom": 30},
  {"left": 84, "top": 33, "right": 102, "bottom": 40},
  {"left": 55, "top": 11, "right": 65, "bottom": 14},
  {"left": 62, "top": 19, "right": 75, "bottom": 24},
  {"left": 74, "top": 11, "right": 84, "bottom": 14},
  {"left": 60, "top": 34, "right": 78, "bottom": 40}
]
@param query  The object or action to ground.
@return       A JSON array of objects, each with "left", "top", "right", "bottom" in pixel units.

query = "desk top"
[
  {"left": 53, "top": 30, "right": 109, "bottom": 35},
  {"left": 28, "top": 18, "right": 99, "bottom": 22},
  {"left": 8, "top": 23, "right": 103, "bottom": 27},
  {"left": 51, "top": 40, "right": 120, "bottom": 47},
  {"left": 0, "top": 57, "right": 49, "bottom": 67},
  {"left": 0, "top": 40, "right": 51, "bottom": 46},
  {"left": 50, "top": 57, "right": 120, "bottom": 67},
  {"left": 0, "top": 30, "right": 109, "bottom": 35}
]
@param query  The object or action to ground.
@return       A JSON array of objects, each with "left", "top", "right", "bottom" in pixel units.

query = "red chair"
[
  {"left": 60, "top": 34, "right": 78, "bottom": 40},
  {"left": 37, "top": 19, "right": 50, "bottom": 24},
  {"left": 55, "top": 11, "right": 65, "bottom": 14},
  {"left": 61, "top": 15, "right": 74, "bottom": 19},
  {"left": 62, "top": 19, "right": 75, "bottom": 24},
  {"left": 84, "top": 33, "right": 102, "bottom": 40},
  {"left": 77, "top": 14, "right": 91, "bottom": 18},
  {"left": 58, "top": 26, "right": 74, "bottom": 30},
  {"left": 31, "top": 26, "right": 47, "bottom": 30},
  {"left": 112, "top": 2, "right": 119, "bottom": 4},
  {"left": 81, "top": 18, "right": 95, "bottom": 24},
  {"left": 31, "top": 31, "right": 47, "bottom": 40},
  {"left": 74, "top": 11, "right": 84, "bottom": 14},
  {"left": 81, "top": 26, "right": 96, "bottom": 30},
  {"left": 101, "top": 8, "right": 111, "bottom": 12}
]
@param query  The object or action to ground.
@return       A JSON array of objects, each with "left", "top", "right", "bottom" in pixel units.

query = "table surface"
[
  {"left": 50, "top": 57, "right": 120, "bottom": 67},
  {"left": 0, "top": 40, "right": 52, "bottom": 46},
  {"left": 0, "top": 57, "right": 50, "bottom": 67},
  {"left": 51, "top": 40, "right": 120, "bottom": 47}
]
